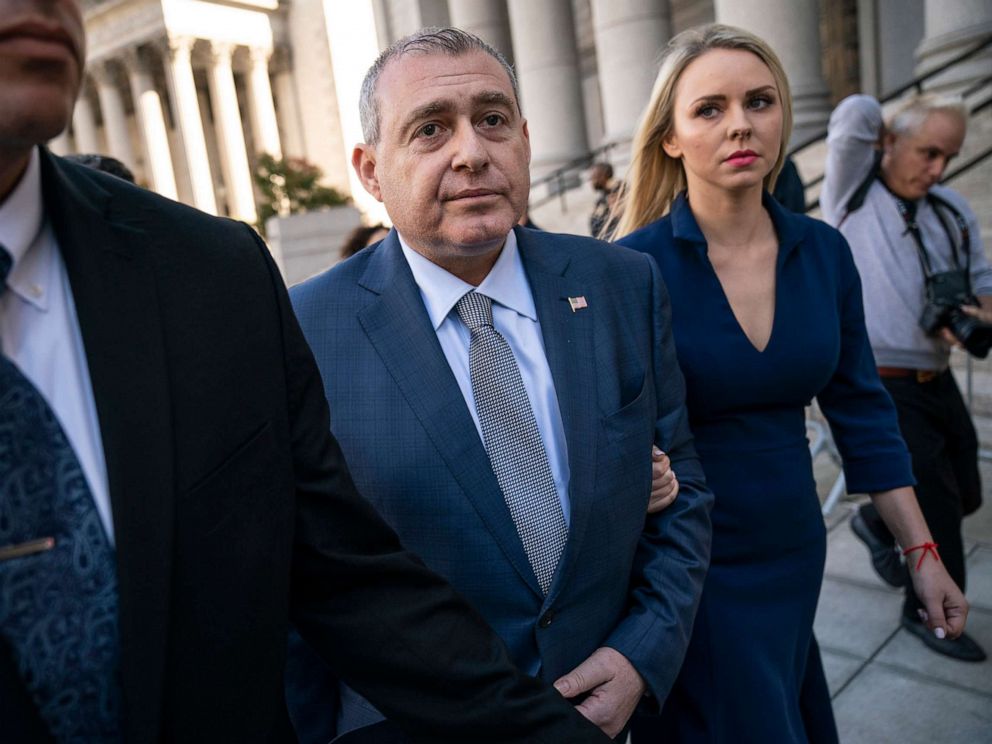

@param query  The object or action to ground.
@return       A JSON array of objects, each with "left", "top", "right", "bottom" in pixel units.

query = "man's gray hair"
[
  {"left": 887, "top": 93, "right": 967, "bottom": 137},
  {"left": 359, "top": 27, "right": 519, "bottom": 145}
]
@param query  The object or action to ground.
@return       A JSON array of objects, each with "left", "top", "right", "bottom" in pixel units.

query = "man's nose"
[
  {"left": 930, "top": 156, "right": 948, "bottom": 181},
  {"left": 451, "top": 124, "right": 489, "bottom": 171}
]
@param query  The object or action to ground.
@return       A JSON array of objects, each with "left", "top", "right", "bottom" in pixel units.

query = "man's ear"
[
  {"left": 352, "top": 144, "right": 383, "bottom": 201},
  {"left": 521, "top": 119, "right": 531, "bottom": 166}
]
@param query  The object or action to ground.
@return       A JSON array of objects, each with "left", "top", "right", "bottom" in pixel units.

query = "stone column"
[
  {"left": 72, "top": 88, "right": 101, "bottom": 154},
  {"left": 164, "top": 36, "right": 217, "bottom": 214},
  {"left": 447, "top": 0, "right": 515, "bottom": 64},
  {"left": 590, "top": 0, "right": 670, "bottom": 145},
  {"left": 714, "top": 0, "right": 832, "bottom": 145},
  {"left": 246, "top": 47, "right": 283, "bottom": 160},
  {"left": 206, "top": 42, "right": 257, "bottom": 223},
  {"left": 916, "top": 0, "right": 992, "bottom": 88},
  {"left": 125, "top": 48, "right": 178, "bottom": 200},
  {"left": 507, "top": 0, "right": 588, "bottom": 174},
  {"left": 92, "top": 60, "right": 137, "bottom": 170},
  {"left": 272, "top": 68, "right": 305, "bottom": 159},
  {"left": 385, "top": 0, "right": 449, "bottom": 39}
]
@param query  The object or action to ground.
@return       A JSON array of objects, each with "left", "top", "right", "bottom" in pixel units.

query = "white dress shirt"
[
  {"left": 0, "top": 148, "right": 113, "bottom": 542},
  {"left": 398, "top": 230, "right": 571, "bottom": 524}
]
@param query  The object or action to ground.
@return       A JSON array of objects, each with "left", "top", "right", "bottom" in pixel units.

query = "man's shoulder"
[
  {"left": 929, "top": 184, "right": 976, "bottom": 220},
  {"left": 522, "top": 227, "right": 652, "bottom": 274},
  {"left": 289, "top": 242, "right": 376, "bottom": 313},
  {"left": 54, "top": 154, "right": 257, "bottom": 255}
]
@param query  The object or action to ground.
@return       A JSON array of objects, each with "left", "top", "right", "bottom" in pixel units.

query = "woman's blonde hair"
[{"left": 610, "top": 24, "right": 793, "bottom": 240}]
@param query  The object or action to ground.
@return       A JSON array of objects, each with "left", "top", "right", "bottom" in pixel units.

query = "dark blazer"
[
  {"left": 0, "top": 150, "right": 609, "bottom": 743},
  {"left": 290, "top": 228, "right": 713, "bottom": 736}
]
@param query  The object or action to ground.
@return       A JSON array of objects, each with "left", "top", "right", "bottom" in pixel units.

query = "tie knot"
[{"left": 455, "top": 291, "right": 494, "bottom": 332}]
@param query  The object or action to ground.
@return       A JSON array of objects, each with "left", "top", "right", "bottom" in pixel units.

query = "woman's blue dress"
[{"left": 618, "top": 192, "right": 914, "bottom": 743}]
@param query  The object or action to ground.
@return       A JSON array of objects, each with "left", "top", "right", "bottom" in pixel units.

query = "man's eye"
[
  {"left": 482, "top": 113, "right": 504, "bottom": 127},
  {"left": 419, "top": 123, "right": 441, "bottom": 138}
]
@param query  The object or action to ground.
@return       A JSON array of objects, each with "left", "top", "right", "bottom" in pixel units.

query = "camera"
[{"left": 919, "top": 269, "right": 992, "bottom": 358}]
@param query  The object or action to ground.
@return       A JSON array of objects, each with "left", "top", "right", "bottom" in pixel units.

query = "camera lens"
[{"left": 948, "top": 310, "right": 992, "bottom": 359}]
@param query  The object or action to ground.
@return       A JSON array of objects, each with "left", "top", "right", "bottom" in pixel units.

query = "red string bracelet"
[{"left": 902, "top": 542, "right": 940, "bottom": 571}]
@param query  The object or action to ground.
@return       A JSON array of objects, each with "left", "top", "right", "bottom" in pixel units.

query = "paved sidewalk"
[{"left": 814, "top": 458, "right": 992, "bottom": 742}]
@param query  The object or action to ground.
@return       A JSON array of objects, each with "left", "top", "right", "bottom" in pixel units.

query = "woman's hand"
[
  {"left": 648, "top": 447, "right": 679, "bottom": 514},
  {"left": 871, "top": 486, "right": 970, "bottom": 638},
  {"left": 907, "top": 548, "right": 969, "bottom": 639}
]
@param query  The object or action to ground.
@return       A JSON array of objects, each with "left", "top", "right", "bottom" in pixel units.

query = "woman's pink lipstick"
[{"left": 725, "top": 150, "right": 759, "bottom": 167}]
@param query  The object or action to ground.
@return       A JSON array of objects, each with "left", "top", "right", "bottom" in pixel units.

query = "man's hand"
[
  {"left": 553, "top": 647, "right": 646, "bottom": 739},
  {"left": 648, "top": 446, "right": 678, "bottom": 514},
  {"left": 959, "top": 303, "right": 992, "bottom": 326}
]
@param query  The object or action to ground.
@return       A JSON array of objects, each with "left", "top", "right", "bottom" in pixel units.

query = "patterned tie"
[
  {"left": 0, "top": 244, "right": 122, "bottom": 741},
  {"left": 455, "top": 291, "right": 567, "bottom": 594}
]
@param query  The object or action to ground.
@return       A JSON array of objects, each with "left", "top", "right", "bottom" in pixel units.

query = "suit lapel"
[
  {"left": 39, "top": 150, "right": 174, "bottom": 739},
  {"left": 515, "top": 228, "right": 598, "bottom": 598},
  {"left": 357, "top": 234, "right": 543, "bottom": 597}
]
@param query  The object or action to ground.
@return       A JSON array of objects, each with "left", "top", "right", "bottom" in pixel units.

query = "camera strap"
[{"left": 891, "top": 190, "right": 971, "bottom": 285}]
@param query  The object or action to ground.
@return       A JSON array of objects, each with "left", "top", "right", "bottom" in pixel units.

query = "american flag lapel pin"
[{"left": 568, "top": 296, "right": 588, "bottom": 313}]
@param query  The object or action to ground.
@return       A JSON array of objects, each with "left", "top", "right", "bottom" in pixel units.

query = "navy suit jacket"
[{"left": 290, "top": 227, "right": 713, "bottom": 735}]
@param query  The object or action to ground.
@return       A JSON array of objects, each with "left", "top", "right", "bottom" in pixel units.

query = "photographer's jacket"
[{"left": 822, "top": 94, "right": 991, "bottom": 371}]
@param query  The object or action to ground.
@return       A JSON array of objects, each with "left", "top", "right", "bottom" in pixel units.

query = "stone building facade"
[{"left": 55, "top": 0, "right": 991, "bottom": 223}]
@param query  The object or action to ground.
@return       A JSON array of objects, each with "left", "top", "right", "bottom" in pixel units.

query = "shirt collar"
[
  {"left": 0, "top": 148, "right": 49, "bottom": 310},
  {"left": 398, "top": 229, "right": 537, "bottom": 330}
]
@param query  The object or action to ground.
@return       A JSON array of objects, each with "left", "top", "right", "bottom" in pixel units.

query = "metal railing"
[
  {"left": 789, "top": 36, "right": 992, "bottom": 159},
  {"left": 528, "top": 138, "right": 629, "bottom": 212}
]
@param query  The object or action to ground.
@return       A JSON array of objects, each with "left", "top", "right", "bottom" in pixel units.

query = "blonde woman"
[{"left": 613, "top": 25, "right": 967, "bottom": 742}]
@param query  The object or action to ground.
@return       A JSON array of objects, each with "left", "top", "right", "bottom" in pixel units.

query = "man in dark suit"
[
  {"left": 0, "top": 2, "right": 612, "bottom": 741},
  {"left": 289, "top": 28, "right": 713, "bottom": 742}
]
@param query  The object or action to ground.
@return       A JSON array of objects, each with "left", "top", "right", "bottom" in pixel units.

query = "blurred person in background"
[
  {"left": 340, "top": 222, "right": 389, "bottom": 260},
  {"left": 63, "top": 152, "right": 135, "bottom": 183},
  {"left": 822, "top": 92, "right": 988, "bottom": 662},
  {"left": 589, "top": 161, "right": 619, "bottom": 238}
]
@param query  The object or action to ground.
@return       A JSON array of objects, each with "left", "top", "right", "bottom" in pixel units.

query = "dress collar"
[{"left": 669, "top": 189, "right": 807, "bottom": 258}]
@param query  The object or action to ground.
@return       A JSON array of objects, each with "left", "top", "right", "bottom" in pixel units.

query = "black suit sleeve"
[{"left": 244, "top": 228, "right": 608, "bottom": 744}]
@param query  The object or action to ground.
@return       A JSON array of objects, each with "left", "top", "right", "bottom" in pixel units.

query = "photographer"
[{"left": 823, "top": 94, "right": 988, "bottom": 662}]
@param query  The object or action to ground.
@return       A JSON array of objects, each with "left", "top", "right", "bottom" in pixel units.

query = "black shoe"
[
  {"left": 900, "top": 616, "right": 988, "bottom": 662},
  {"left": 850, "top": 510, "right": 907, "bottom": 587}
]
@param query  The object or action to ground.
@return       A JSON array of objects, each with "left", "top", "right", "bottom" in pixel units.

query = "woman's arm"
[{"left": 870, "top": 486, "right": 968, "bottom": 639}]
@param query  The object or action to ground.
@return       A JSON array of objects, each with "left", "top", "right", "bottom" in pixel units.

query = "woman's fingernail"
[
  {"left": 917, "top": 609, "right": 929, "bottom": 623},
  {"left": 934, "top": 627, "right": 946, "bottom": 640}
]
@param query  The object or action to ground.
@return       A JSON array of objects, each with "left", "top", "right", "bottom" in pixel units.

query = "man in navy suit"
[{"left": 290, "top": 27, "right": 713, "bottom": 741}]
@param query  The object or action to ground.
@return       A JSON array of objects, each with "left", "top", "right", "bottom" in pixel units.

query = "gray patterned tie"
[
  {"left": 0, "top": 245, "right": 122, "bottom": 741},
  {"left": 455, "top": 291, "right": 567, "bottom": 594}
]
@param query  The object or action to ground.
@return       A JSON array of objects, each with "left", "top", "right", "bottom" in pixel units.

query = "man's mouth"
[
  {"left": 0, "top": 21, "right": 80, "bottom": 64},
  {"left": 446, "top": 189, "right": 500, "bottom": 202}
]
